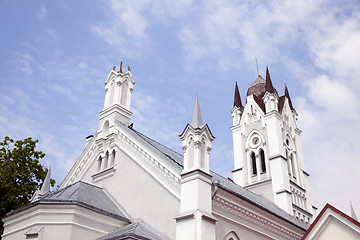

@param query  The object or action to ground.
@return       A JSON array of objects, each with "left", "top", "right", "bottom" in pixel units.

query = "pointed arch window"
[
  {"left": 97, "top": 156, "right": 102, "bottom": 171},
  {"left": 260, "top": 149, "right": 266, "bottom": 173},
  {"left": 251, "top": 152, "right": 257, "bottom": 175},
  {"left": 120, "top": 81, "right": 128, "bottom": 107},
  {"left": 104, "top": 151, "right": 109, "bottom": 169},
  {"left": 290, "top": 153, "right": 296, "bottom": 179},
  {"left": 111, "top": 149, "right": 116, "bottom": 166}
]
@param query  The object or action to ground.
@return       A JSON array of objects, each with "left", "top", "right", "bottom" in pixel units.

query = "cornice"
[
  {"left": 213, "top": 196, "right": 303, "bottom": 240},
  {"left": 116, "top": 129, "right": 181, "bottom": 187}
]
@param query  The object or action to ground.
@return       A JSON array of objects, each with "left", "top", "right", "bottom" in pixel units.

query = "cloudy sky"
[{"left": 1, "top": 0, "right": 359, "bottom": 217}]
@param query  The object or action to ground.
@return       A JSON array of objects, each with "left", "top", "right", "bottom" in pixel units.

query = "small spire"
[
  {"left": 191, "top": 94, "right": 203, "bottom": 128},
  {"left": 233, "top": 82, "right": 242, "bottom": 108},
  {"left": 285, "top": 84, "right": 294, "bottom": 110},
  {"left": 128, "top": 65, "right": 130, "bottom": 71},
  {"left": 120, "top": 61, "right": 123, "bottom": 73},
  {"left": 39, "top": 165, "right": 51, "bottom": 195},
  {"left": 265, "top": 67, "right": 275, "bottom": 94},
  {"left": 112, "top": 66, "right": 116, "bottom": 71},
  {"left": 351, "top": 202, "right": 358, "bottom": 221}
]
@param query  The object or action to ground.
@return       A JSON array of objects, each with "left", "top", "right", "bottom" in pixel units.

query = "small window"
[
  {"left": 260, "top": 149, "right": 266, "bottom": 173},
  {"left": 97, "top": 156, "right": 102, "bottom": 171},
  {"left": 251, "top": 152, "right": 257, "bottom": 175},
  {"left": 111, "top": 149, "right": 116, "bottom": 166},
  {"left": 104, "top": 151, "right": 109, "bottom": 169}
]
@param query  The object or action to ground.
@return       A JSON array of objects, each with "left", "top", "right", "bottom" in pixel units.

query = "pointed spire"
[
  {"left": 285, "top": 84, "right": 294, "bottom": 110},
  {"left": 233, "top": 82, "right": 243, "bottom": 108},
  {"left": 265, "top": 67, "right": 275, "bottom": 94},
  {"left": 191, "top": 94, "right": 203, "bottom": 128},
  {"left": 39, "top": 165, "right": 51, "bottom": 195},
  {"left": 351, "top": 202, "right": 358, "bottom": 221}
]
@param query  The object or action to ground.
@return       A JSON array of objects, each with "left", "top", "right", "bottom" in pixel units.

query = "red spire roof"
[
  {"left": 284, "top": 84, "right": 294, "bottom": 110},
  {"left": 233, "top": 82, "right": 243, "bottom": 108},
  {"left": 265, "top": 67, "right": 276, "bottom": 94}
]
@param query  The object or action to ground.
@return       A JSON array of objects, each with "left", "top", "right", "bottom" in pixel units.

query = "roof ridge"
[{"left": 131, "top": 128, "right": 183, "bottom": 167}]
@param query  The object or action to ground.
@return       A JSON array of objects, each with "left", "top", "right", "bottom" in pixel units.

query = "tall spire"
[
  {"left": 191, "top": 94, "right": 203, "bottom": 128},
  {"left": 351, "top": 202, "right": 358, "bottom": 221},
  {"left": 39, "top": 165, "right": 51, "bottom": 195},
  {"left": 233, "top": 82, "right": 243, "bottom": 108},
  {"left": 284, "top": 84, "right": 294, "bottom": 110},
  {"left": 265, "top": 67, "right": 275, "bottom": 94}
]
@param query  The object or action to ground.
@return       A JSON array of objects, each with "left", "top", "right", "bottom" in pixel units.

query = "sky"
[{"left": 0, "top": 0, "right": 359, "bottom": 218}]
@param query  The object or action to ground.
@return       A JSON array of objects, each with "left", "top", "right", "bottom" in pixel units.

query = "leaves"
[{"left": 0, "top": 136, "right": 54, "bottom": 217}]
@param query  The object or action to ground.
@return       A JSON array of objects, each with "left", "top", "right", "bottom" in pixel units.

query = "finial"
[
  {"left": 120, "top": 61, "right": 123, "bottom": 73},
  {"left": 255, "top": 57, "right": 259, "bottom": 76},
  {"left": 128, "top": 65, "right": 130, "bottom": 71},
  {"left": 112, "top": 66, "right": 116, "bottom": 71}
]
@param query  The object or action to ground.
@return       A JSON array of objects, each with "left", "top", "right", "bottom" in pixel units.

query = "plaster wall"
[
  {"left": 315, "top": 218, "right": 360, "bottom": 240},
  {"left": 2, "top": 204, "right": 125, "bottom": 240},
  {"left": 79, "top": 143, "right": 180, "bottom": 239}
]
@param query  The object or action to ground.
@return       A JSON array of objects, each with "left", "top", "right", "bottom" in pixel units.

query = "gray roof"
[
  {"left": 117, "top": 121, "right": 183, "bottom": 170},
  {"left": 5, "top": 181, "right": 130, "bottom": 223},
  {"left": 119, "top": 122, "right": 308, "bottom": 230},
  {"left": 97, "top": 219, "right": 165, "bottom": 240}
]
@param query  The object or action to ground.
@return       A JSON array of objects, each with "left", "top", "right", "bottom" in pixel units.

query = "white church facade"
[{"left": 3, "top": 63, "right": 355, "bottom": 240}]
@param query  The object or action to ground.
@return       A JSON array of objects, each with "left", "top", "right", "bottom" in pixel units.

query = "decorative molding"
[
  {"left": 116, "top": 130, "right": 181, "bottom": 186},
  {"left": 213, "top": 196, "right": 303, "bottom": 240},
  {"left": 92, "top": 165, "right": 116, "bottom": 183}
]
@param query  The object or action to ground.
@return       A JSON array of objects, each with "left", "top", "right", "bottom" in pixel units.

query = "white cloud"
[{"left": 35, "top": 5, "right": 47, "bottom": 21}]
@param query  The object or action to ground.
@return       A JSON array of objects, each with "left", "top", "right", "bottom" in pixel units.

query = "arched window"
[
  {"left": 120, "top": 81, "right": 128, "bottom": 107},
  {"left": 200, "top": 138, "right": 206, "bottom": 169},
  {"left": 188, "top": 138, "right": 194, "bottom": 168},
  {"left": 260, "top": 149, "right": 266, "bottom": 173},
  {"left": 111, "top": 149, "right": 116, "bottom": 166},
  {"left": 223, "top": 231, "right": 240, "bottom": 240},
  {"left": 291, "top": 153, "right": 296, "bottom": 178},
  {"left": 251, "top": 152, "right": 257, "bottom": 175},
  {"left": 104, "top": 151, "right": 109, "bottom": 169},
  {"left": 286, "top": 149, "right": 291, "bottom": 175},
  {"left": 97, "top": 156, "right": 102, "bottom": 171},
  {"left": 102, "top": 121, "right": 110, "bottom": 138}
]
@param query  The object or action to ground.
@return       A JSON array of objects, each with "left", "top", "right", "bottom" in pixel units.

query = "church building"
[{"left": 2, "top": 63, "right": 349, "bottom": 240}]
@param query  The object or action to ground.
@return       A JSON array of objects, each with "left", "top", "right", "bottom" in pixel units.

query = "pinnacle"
[
  {"left": 265, "top": 67, "right": 275, "bottom": 94},
  {"left": 234, "top": 82, "right": 243, "bottom": 108},
  {"left": 191, "top": 95, "right": 203, "bottom": 128}
]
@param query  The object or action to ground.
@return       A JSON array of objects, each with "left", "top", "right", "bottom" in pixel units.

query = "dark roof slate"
[
  {"left": 97, "top": 220, "right": 165, "bottom": 240},
  {"left": 117, "top": 122, "right": 309, "bottom": 230},
  {"left": 233, "top": 82, "right": 243, "bottom": 108},
  {"left": 5, "top": 181, "right": 131, "bottom": 223}
]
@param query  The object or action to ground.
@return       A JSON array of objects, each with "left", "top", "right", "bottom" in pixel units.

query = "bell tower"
[
  {"left": 98, "top": 62, "right": 135, "bottom": 137},
  {"left": 231, "top": 67, "right": 316, "bottom": 223}
]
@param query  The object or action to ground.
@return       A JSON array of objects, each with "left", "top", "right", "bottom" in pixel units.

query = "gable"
[{"left": 302, "top": 204, "right": 360, "bottom": 240}]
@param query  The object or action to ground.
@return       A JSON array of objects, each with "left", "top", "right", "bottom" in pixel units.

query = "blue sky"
[{"left": 1, "top": 0, "right": 360, "bottom": 217}]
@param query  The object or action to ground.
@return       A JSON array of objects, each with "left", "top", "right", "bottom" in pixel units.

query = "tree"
[{"left": 0, "top": 136, "right": 55, "bottom": 237}]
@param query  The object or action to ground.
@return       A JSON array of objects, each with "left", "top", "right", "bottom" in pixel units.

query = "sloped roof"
[
  {"left": 4, "top": 181, "right": 130, "bottom": 223},
  {"left": 97, "top": 219, "right": 165, "bottom": 240},
  {"left": 302, "top": 204, "right": 360, "bottom": 239},
  {"left": 118, "top": 122, "right": 308, "bottom": 230}
]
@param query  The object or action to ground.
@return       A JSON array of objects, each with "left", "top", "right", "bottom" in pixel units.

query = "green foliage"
[{"left": 0, "top": 136, "right": 55, "bottom": 236}]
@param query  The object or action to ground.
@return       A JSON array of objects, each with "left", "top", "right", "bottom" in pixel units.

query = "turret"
[
  {"left": 176, "top": 95, "right": 216, "bottom": 240},
  {"left": 98, "top": 62, "right": 135, "bottom": 138}
]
